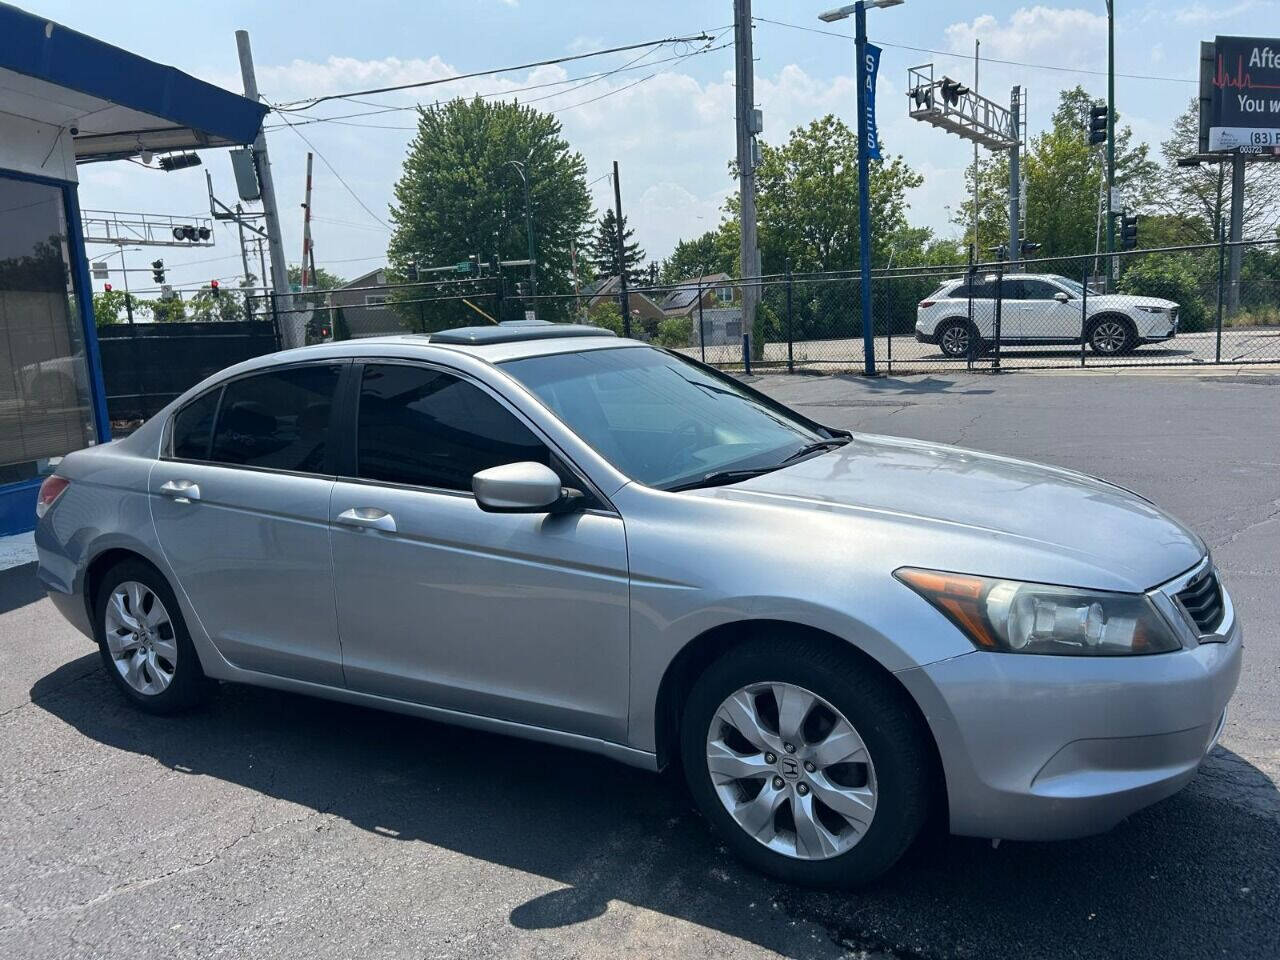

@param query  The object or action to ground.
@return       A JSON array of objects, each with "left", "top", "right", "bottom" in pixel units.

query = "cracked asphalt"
[{"left": 2, "top": 369, "right": 1277, "bottom": 959}]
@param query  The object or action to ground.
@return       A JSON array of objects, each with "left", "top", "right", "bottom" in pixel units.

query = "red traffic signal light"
[
  {"left": 103, "top": 283, "right": 113, "bottom": 292},
  {"left": 210, "top": 279, "right": 221, "bottom": 297}
]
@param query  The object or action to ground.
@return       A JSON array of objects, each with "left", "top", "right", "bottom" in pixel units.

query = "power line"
[
  {"left": 273, "top": 111, "right": 391, "bottom": 229},
  {"left": 263, "top": 38, "right": 729, "bottom": 131},
  {"left": 753, "top": 16, "right": 1197, "bottom": 84},
  {"left": 273, "top": 32, "right": 718, "bottom": 111}
]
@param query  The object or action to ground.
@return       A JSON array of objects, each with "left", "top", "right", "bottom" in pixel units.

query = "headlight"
[
  {"left": 1134, "top": 305, "right": 1168, "bottom": 313},
  {"left": 894, "top": 568, "right": 1182, "bottom": 656}
]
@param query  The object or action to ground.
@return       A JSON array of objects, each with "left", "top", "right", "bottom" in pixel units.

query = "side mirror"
[
  {"left": 1053, "top": 291, "right": 1071, "bottom": 303},
  {"left": 472, "top": 461, "right": 582, "bottom": 514}
]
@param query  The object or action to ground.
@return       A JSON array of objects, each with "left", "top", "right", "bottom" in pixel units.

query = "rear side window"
[
  {"left": 356, "top": 363, "right": 548, "bottom": 491},
  {"left": 171, "top": 389, "right": 221, "bottom": 460},
  {"left": 208, "top": 365, "right": 341, "bottom": 473}
]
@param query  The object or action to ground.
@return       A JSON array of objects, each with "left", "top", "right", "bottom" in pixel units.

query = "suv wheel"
[
  {"left": 1088, "top": 317, "right": 1136, "bottom": 355},
  {"left": 937, "top": 319, "right": 975, "bottom": 358},
  {"left": 680, "top": 636, "right": 931, "bottom": 887},
  {"left": 94, "top": 559, "right": 214, "bottom": 713}
]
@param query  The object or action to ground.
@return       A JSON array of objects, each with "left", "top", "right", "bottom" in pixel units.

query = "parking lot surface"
[{"left": 1, "top": 369, "right": 1277, "bottom": 960}]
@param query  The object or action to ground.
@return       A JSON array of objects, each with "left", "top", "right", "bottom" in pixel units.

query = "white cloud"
[{"left": 1172, "top": 1, "right": 1271, "bottom": 24}]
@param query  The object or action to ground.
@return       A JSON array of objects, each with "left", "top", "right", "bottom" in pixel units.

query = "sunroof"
[{"left": 429, "top": 321, "right": 618, "bottom": 345}]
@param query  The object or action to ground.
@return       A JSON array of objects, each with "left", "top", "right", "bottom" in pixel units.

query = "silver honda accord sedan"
[{"left": 36, "top": 322, "right": 1241, "bottom": 886}]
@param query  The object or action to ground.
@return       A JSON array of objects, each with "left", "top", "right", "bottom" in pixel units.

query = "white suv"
[{"left": 915, "top": 274, "right": 1179, "bottom": 357}]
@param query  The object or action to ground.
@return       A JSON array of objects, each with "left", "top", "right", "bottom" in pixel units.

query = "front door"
[
  {"left": 1007, "top": 278, "right": 1083, "bottom": 340},
  {"left": 329, "top": 361, "right": 631, "bottom": 742},
  {"left": 149, "top": 362, "right": 345, "bottom": 686}
]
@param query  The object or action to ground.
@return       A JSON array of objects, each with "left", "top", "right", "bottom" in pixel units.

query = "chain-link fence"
[{"left": 235, "top": 238, "right": 1280, "bottom": 375}]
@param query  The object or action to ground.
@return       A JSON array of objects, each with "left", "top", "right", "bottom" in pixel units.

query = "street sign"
[
  {"left": 454, "top": 261, "right": 472, "bottom": 273},
  {"left": 1207, "top": 35, "right": 1280, "bottom": 151},
  {"left": 91, "top": 262, "right": 109, "bottom": 279}
]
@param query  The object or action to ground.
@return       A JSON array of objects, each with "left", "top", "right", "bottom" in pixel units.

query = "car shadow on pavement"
[{"left": 32, "top": 657, "right": 1280, "bottom": 960}]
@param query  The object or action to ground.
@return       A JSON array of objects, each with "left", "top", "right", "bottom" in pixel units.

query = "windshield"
[
  {"left": 1054, "top": 276, "right": 1086, "bottom": 296},
  {"left": 501, "top": 346, "right": 828, "bottom": 489}
]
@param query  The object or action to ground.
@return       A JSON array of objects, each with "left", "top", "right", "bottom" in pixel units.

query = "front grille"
[{"left": 1176, "top": 568, "right": 1224, "bottom": 634}]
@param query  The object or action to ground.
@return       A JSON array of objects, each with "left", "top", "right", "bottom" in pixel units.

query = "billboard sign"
[{"left": 1208, "top": 35, "right": 1280, "bottom": 151}]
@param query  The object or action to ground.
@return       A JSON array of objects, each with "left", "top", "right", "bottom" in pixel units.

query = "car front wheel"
[
  {"left": 1087, "top": 316, "right": 1136, "bottom": 355},
  {"left": 680, "top": 635, "right": 931, "bottom": 887}
]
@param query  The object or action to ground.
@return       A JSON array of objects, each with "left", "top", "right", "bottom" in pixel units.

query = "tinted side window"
[
  {"left": 951, "top": 280, "right": 995, "bottom": 299},
  {"left": 356, "top": 364, "right": 548, "bottom": 491},
  {"left": 171, "top": 388, "right": 221, "bottom": 460},
  {"left": 1020, "top": 279, "right": 1062, "bottom": 300},
  {"left": 209, "top": 365, "right": 341, "bottom": 472}
]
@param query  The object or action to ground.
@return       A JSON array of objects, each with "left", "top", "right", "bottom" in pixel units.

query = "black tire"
[
  {"left": 1087, "top": 315, "right": 1136, "bottom": 356},
  {"left": 936, "top": 317, "right": 972, "bottom": 358},
  {"left": 92, "top": 558, "right": 214, "bottom": 714},
  {"left": 679, "top": 634, "right": 932, "bottom": 887}
]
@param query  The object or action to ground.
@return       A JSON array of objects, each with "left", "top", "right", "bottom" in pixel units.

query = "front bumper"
[{"left": 897, "top": 578, "right": 1241, "bottom": 841}]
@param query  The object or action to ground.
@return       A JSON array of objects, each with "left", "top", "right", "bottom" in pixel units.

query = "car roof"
[{"left": 234, "top": 328, "right": 645, "bottom": 371}]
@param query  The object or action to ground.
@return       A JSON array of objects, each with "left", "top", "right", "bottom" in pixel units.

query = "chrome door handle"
[
  {"left": 159, "top": 479, "right": 201, "bottom": 502},
  {"left": 336, "top": 507, "right": 397, "bottom": 533}
]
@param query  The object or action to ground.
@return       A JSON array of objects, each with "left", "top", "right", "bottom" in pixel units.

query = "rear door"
[
  {"left": 149, "top": 362, "right": 346, "bottom": 685},
  {"left": 327, "top": 360, "right": 631, "bottom": 742}
]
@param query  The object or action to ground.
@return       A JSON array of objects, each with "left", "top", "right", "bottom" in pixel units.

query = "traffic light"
[
  {"left": 157, "top": 152, "right": 202, "bottom": 172},
  {"left": 516, "top": 280, "right": 530, "bottom": 297},
  {"left": 1020, "top": 240, "right": 1042, "bottom": 257},
  {"left": 940, "top": 77, "right": 969, "bottom": 106},
  {"left": 1121, "top": 214, "right": 1139, "bottom": 250},
  {"left": 1088, "top": 104, "right": 1108, "bottom": 145},
  {"left": 151, "top": 259, "right": 165, "bottom": 283},
  {"left": 210, "top": 279, "right": 220, "bottom": 298},
  {"left": 909, "top": 84, "right": 933, "bottom": 109},
  {"left": 103, "top": 283, "right": 112, "bottom": 292},
  {"left": 406, "top": 263, "right": 418, "bottom": 282}
]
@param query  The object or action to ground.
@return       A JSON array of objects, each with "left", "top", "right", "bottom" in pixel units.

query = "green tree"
[
  {"left": 660, "top": 229, "right": 737, "bottom": 283},
  {"left": 389, "top": 96, "right": 591, "bottom": 328},
  {"left": 586, "top": 299, "right": 624, "bottom": 335},
  {"left": 287, "top": 264, "right": 347, "bottom": 291},
  {"left": 726, "top": 115, "right": 924, "bottom": 273},
  {"left": 588, "top": 208, "right": 646, "bottom": 284},
  {"left": 91, "top": 288, "right": 132, "bottom": 325},
  {"left": 187, "top": 287, "right": 246, "bottom": 322}
]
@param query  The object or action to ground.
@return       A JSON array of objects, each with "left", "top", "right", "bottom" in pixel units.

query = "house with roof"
[
  {"left": 328, "top": 268, "right": 410, "bottom": 339},
  {"left": 658, "top": 274, "right": 743, "bottom": 347},
  {"left": 579, "top": 275, "right": 665, "bottom": 328}
]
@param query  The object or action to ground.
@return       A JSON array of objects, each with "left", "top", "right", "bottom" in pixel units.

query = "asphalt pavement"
[{"left": 1, "top": 368, "right": 1277, "bottom": 959}]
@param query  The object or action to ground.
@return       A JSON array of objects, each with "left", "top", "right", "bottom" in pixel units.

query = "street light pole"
[
  {"left": 1104, "top": 0, "right": 1116, "bottom": 288},
  {"left": 820, "top": 0, "right": 903, "bottom": 377},
  {"left": 505, "top": 156, "right": 537, "bottom": 318}
]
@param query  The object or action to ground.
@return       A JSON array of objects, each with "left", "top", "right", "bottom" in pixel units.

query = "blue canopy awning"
[{"left": 0, "top": 3, "right": 269, "bottom": 162}]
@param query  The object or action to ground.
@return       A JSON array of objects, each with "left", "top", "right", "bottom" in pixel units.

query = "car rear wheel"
[
  {"left": 679, "top": 635, "right": 931, "bottom": 887},
  {"left": 937, "top": 319, "right": 976, "bottom": 358},
  {"left": 94, "top": 559, "right": 213, "bottom": 713},
  {"left": 1087, "top": 316, "right": 1136, "bottom": 355}
]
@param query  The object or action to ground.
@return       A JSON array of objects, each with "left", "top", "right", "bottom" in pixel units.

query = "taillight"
[
  {"left": 919, "top": 300, "right": 935, "bottom": 308},
  {"left": 36, "top": 475, "right": 70, "bottom": 518}
]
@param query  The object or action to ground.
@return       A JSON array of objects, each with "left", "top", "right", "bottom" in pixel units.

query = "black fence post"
[
  {"left": 785, "top": 258, "right": 794, "bottom": 373},
  {"left": 884, "top": 274, "right": 893, "bottom": 376},
  {"left": 741, "top": 279, "right": 752, "bottom": 374},
  {"left": 492, "top": 257, "right": 504, "bottom": 325},
  {"left": 993, "top": 267, "right": 1003, "bottom": 373},
  {"left": 965, "top": 246, "right": 976, "bottom": 370},
  {"left": 1080, "top": 265, "right": 1089, "bottom": 367},
  {"left": 697, "top": 275, "right": 706, "bottom": 363},
  {"left": 1215, "top": 226, "right": 1226, "bottom": 364},
  {"left": 270, "top": 291, "right": 282, "bottom": 351}
]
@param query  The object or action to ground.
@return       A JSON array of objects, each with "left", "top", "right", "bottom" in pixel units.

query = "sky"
[{"left": 23, "top": 0, "right": 1278, "bottom": 292}]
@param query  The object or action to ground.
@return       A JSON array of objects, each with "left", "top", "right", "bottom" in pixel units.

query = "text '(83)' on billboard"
[{"left": 1209, "top": 35, "right": 1280, "bottom": 150}]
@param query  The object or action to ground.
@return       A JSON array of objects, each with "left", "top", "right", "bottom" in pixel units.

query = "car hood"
[
  {"left": 1095, "top": 294, "right": 1177, "bottom": 310},
  {"left": 720, "top": 433, "right": 1205, "bottom": 591}
]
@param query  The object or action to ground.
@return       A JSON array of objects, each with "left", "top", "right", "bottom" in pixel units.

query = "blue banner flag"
[{"left": 864, "top": 42, "right": 882, "bottom": 160}]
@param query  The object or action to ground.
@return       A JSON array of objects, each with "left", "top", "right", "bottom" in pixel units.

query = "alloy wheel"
[
  {"left": 1091, "top": 320, "right": 1127, "bottom": 354},
  {"left": 705, "top": 681, "right": 877, "bottom": 861},
  {"left": 103, "top": 581, "right": 177, "bottom": 695},
  {"left": 940, "top": 324, "right": 970, "bottom": 357}
]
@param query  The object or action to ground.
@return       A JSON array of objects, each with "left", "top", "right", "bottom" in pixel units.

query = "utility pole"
[
  {"left": 235, "top": 203, "right": 251, "bottom": 288},
  {"left": 1008, "top": 85, "right": 1021, "bottom": 265},
  {"left": 612, "top": 160, "right": 631, "bottom": 338},
  {"left": 236, "top": 29, "right": 297, "bottom": 346},
  {"left": 1104, "top": 0, "right": 1116, "bottom": 288},
  {"left": 300, "top": 151, "right": 314, "bottom": 290},
  {"left": 734, "top": 0, "right": 761, "bottom": 362}
]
